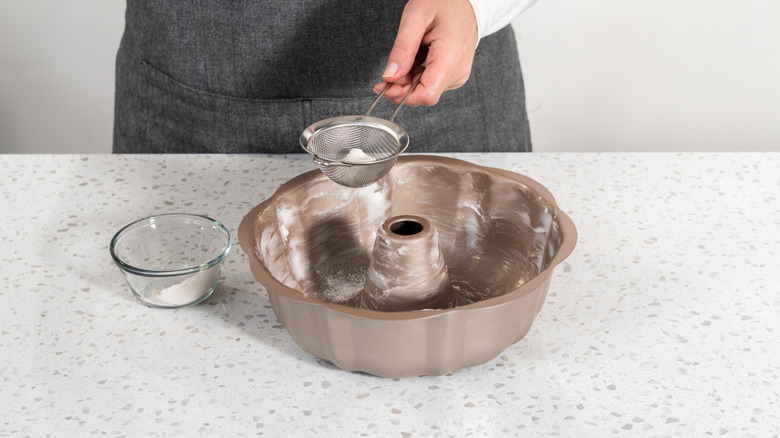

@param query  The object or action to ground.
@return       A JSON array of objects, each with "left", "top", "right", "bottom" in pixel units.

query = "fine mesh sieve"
[{"left": 300, "top": 76, "right": 421, "bottom": 188}]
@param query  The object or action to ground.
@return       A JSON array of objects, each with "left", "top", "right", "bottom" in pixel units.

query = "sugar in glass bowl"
[{"left": 110, "top": 213, "right": 231, "bottom": 308}]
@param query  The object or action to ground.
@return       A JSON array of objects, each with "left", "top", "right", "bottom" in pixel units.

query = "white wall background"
[
  {"left": 1, "top": 0, "right": 779, "bottom": 154},
  {"left": 0, "top": 1, "right": 123, "bottom": 153},
  {"left": 513, "top": 0, "right": 780, "bottom": 152}
]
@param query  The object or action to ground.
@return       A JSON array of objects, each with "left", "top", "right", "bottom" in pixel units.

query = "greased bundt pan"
[{"left": 239, "top": 155, "right": 576, "bottom": 377}]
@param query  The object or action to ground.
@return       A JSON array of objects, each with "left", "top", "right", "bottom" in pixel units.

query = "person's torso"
[
  {"left": 124, "top": 0, "right": 406, "bottom": 99},
  {"left": 115, "top": 0, "right": 531, "bottom": 153}
]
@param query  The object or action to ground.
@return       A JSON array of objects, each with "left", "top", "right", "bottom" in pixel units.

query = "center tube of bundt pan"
[{"left": 361, "top": 215, "right": 454, "bottom": 311}]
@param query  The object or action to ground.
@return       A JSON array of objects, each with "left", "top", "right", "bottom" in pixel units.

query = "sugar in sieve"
[{"left": 300, "top": 75, "right": 421, "bottom": 188}]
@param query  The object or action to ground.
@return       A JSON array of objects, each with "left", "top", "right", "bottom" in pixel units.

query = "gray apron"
[{"left": 113, "top": 1, "right": 531, "bottom": 153}]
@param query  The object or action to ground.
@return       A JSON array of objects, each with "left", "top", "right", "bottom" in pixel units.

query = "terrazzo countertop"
[{"left": 1, "top": 153, "right": 778, "bottom": 437}]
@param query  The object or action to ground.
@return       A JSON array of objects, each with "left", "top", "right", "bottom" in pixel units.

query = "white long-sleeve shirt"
[{"left": 469, "top": 0, "right": 541, "bottom": 39}]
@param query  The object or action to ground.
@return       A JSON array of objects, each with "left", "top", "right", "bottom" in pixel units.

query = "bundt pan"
[{"left": 239, "top": 155, "right": 576, "bottom": 377}]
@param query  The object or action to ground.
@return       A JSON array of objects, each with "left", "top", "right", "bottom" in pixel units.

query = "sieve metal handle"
[
  {"left": 364, "top": 84, "right": 390, "bottom": 117},
  {"left": 364, "top": 73, "right": 423, "bottom": 122},
  {"left": 389, "top": 74, "right": 423, "bottom": 122}
]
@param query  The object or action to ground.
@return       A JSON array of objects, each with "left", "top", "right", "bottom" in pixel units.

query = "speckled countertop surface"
[{"left": 1, "top": 153, "right": 778, "bottom": 437}]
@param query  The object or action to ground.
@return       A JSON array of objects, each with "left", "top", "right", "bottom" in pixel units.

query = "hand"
[{"left": 373, "top": 0, "right": 479, "bottom": 107}]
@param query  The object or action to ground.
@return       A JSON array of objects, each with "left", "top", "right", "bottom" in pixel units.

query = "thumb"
[{"left": 382, "top": 9, "right": 429, "bottom": 82}]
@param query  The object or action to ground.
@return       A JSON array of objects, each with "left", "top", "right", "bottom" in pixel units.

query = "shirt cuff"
[{"left": 469, "top": 0, "right": 541, "bottom": 39}]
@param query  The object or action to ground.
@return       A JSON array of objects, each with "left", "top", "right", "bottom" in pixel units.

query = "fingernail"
[{"left": 382, "top": 62, "right": 398, "bottom": 78}]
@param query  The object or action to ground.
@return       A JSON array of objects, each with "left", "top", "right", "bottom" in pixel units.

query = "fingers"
[
  {"left": 381, "top": 4, "right": 428, "bottom": 84},
  {"left": 375, "top": 38, "right": 472, "bottom": 107},
  {"left": 376, "top": 73, "right": 445, "bottom": 107},
  {"left": 377, "top": 0, "right": 478, "bottom": 107},
  {"left": 372, "top": 71, "right": 429, "bottom": 107}
]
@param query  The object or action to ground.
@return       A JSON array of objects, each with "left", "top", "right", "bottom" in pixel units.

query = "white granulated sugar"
[
  {"left": 154, "top": 268, "right": 218, "bottom": 306},
  {"left": 318, "top": 271, "right": 365, "bottom": 303},
  {"left": 342, "top": 148, "right": 376, "bottom": 163},
  {"left": 288, "top": 247, "right": 308, "bottom": 283},
  {"left": 355, "top": 183, "right": 391, "bottom": 225},
  {"left": 276, "top": 206, "right": 296, "bottom": 242}
]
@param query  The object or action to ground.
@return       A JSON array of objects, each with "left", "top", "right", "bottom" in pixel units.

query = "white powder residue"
[
  {"left": 457, "top": 201, "right": 484, "bottom": 218},
  {"left": 355, "top": 183, "right": 391, "bottom": 225},
  {"left": 154, "top": 268, "right": 218, "bottom": 306},
  {"left": 457, "top": 201, "right": 485, "bottom": 250},
  {"left": 272, "top": 204, "right": 310, "bottom": 284},
  {"left": 300, "top": 190, "right": 328, "bottom": 209},
  {"left": 342, "top": 148, "right": 376, "bottom": 163},
  {"left": 537, "top": 211, "right": 553, "bottom": 232},
  {"left": 287, "top": 241, "right": 309, "bottom": 283},
  {"left": 318, "top": 271, "right": 365, "bottom": 303},
  {"left": 396, "top": 245, "right": 409, "bottom": 255},
  {"left": 276, "top": 205, "right": 296, "bottom": 242}
]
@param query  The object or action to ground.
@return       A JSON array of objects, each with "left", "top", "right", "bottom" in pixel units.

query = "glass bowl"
[{"left": 110, "top": 213, "right": 232, "bottom": 308}]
